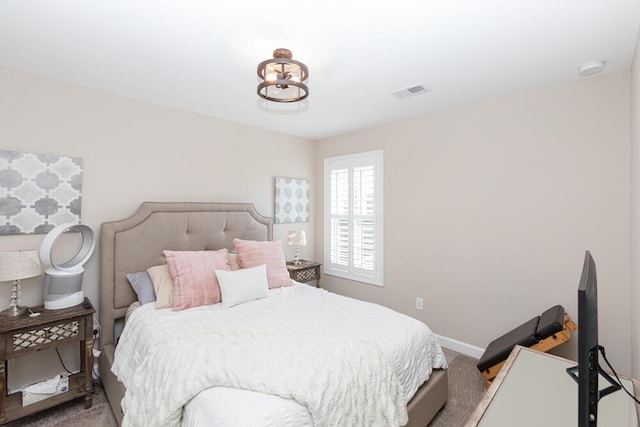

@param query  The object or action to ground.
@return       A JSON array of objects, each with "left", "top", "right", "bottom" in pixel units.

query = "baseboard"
[{"left": 436, "top": 334, "right": 485, "bottom": 360}]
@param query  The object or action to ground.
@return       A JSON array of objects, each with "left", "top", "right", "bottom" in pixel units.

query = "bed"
[{"left": 98, "top": 202, "right": 448, "bottom": 426}]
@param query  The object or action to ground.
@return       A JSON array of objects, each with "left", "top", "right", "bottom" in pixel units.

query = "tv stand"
[
  {"left": 466, "top": 346, "right": 639, "bottom": 427},
  {"left": 566, "top": 360, "right": 622, "bottom": 400}
]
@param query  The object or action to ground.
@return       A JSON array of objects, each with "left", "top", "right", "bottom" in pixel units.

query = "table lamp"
[
  {"left": 0, "top": 250, "right": 42, "bottom": 317},
  {"left": 287, "top": 231, "right": 307, "bottom": 265}
]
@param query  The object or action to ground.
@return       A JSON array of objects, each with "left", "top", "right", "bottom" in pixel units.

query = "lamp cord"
[
  {"left": 55, "top": 347, "right": 73, "bottom": 375},
  {"left": 598, "top": 346, "right": 640, "bottom": 405}
]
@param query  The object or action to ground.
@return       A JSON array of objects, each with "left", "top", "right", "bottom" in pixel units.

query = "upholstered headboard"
[{"left": 99, "top": 202, "right": 273, "bottom": 350}]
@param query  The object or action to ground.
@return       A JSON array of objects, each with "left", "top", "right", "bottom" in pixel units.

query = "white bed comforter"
[
  {"left": 112, "top": 284, "right": 447, "bottom": 427},
  {"left": 121, "top": 328, "right": 407, "bottom": 427}
]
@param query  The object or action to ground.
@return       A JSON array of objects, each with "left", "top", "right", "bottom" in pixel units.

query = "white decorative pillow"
[{"left": 215, "top": 264, "right": 269, "bottom": 308}]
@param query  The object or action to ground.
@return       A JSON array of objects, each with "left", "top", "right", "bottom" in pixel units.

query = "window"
[{"left": 324, "top": 150, "right": 383, "bottom": 286}]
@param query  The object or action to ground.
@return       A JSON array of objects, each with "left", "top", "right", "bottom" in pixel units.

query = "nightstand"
[
  {"left": 0, "top": 298, "right": 95, "bottom": 424},
  {"left": 286, "top": 260, "right": 322, "bottom": 287}
]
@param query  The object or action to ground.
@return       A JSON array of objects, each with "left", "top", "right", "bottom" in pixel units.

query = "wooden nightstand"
[
  {"left": 286, "top": 260, "right": 322, "bottom": 287},
  {"left": 0, "top": 298, "right": 95, "bottom": 424}
]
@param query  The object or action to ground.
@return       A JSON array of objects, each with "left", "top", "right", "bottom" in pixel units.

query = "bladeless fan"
[{"left": 39, "top": 223, "right": 95, "bottom": 310}]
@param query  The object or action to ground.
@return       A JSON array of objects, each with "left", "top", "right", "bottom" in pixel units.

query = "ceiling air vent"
[{"left": 389, "top": 84, "right": 429, "bottom": 100}]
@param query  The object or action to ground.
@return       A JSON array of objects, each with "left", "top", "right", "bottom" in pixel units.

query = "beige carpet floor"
[
  {"left": 428, "top": 348, "right": 488, "bottom": 426},
  {"left": 9, "top": 347, "right": 487, "bottom": 426}
]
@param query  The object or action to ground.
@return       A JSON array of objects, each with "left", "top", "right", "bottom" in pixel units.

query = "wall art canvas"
[
  {"left": 0, "top": 150, "right": 83, "bottom": 234},
  {"left": 274, "top": 177, "right": 310, "bottom": 224}
]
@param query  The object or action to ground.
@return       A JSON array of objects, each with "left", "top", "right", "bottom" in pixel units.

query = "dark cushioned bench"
[{"left": 476, "top": 305, "right": 575, "bottom": 384}]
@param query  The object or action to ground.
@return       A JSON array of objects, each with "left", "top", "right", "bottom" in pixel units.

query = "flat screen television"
[{"left": 566, "top": 250, "right": 620, "bottom": 426}]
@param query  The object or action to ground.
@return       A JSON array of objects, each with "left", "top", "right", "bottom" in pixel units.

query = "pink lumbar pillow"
[
  {"left": 233, "top": 239, "right": 293, "bottom": 288},
  {"left": 163, "top": 249, "right": 230, "bottom": 311}
]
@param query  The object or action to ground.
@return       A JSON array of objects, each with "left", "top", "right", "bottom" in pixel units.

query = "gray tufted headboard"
[{"left": 98, "top": 202, "right": 273, "bottom": 351}]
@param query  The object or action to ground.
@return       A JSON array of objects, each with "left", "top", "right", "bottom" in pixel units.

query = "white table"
[{"left": 466, "top": 346, "right": 640, "bottom": 426}]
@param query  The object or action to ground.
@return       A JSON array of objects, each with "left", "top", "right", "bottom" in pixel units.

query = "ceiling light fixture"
[{"left": 257, "top": 48, "right": 309, "bottom": 103}]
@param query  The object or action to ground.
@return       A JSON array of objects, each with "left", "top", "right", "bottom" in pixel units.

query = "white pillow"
[{"left": 215, "top": 264, "right": 269, "bottom": 308}]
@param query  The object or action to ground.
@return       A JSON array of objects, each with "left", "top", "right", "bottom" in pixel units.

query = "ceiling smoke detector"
[
  {"left": 390, "top": 84, "right": 429, "bottom": 100},
  {"left": 578, "top": 61, "right": 605, "bottom": 77}
]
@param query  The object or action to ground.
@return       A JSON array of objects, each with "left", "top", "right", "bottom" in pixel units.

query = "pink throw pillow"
[
  {"left": 233, "top": 239, "right": 293, "bottom": 288},
  {"left": 164, "top": 249, "right": 230, "bottom": 311}
]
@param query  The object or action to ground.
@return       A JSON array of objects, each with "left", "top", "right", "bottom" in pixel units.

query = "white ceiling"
[{"left": 1, "top": 1, "right": 639, "bottom": 140}]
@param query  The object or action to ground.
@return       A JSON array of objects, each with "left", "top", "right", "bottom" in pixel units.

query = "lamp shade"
[
  {"left": 0, "top": 250, "right": 42, "bottom": 282},
  {"left": 287, "top": 231, "right": 307, "bottom": 246}
]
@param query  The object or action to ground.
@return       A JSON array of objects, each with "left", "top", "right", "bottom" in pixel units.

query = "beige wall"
[
  {"left": 631, "top": 28, "right": 640, "bottom": 379},
  {"left": 1, "top": 60, "right": 635, "bottom": 376},
  {"left": 315, "top": 72, "right": 633, "bottom": 373},
  {"left": 0, "top": 67, "right": 315, "bottom": 314}
]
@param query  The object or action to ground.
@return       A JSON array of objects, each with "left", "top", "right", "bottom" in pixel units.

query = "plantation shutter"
[{"left": 324, "top": 150, "right": 383, "bottom": 286}]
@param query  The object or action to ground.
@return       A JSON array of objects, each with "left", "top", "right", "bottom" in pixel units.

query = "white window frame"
[{"left": 323, "top": 150, "right": 383, "bottom": 286}]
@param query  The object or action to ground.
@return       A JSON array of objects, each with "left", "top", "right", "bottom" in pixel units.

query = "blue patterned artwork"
[
  {"left": 274, "top": 177, "right": 310, "bottom": 224},
  {"left": 0, "top": 150, "right": 83, "bottom": 234}
]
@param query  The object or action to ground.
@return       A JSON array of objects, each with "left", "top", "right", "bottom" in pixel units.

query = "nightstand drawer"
[
  {"left": 286, "top": 260, "right": 322, "bottom": 288},
  {"left": 291, "top": 268, "right": 318, "bottom": 283},
  {"left": 12, "top": 320, "right": 80, "bottom": 352}
]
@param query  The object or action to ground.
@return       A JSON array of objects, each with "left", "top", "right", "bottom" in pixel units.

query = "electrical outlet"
[
  {"left": 92, "top": 317, "right": 101, "bottom": 338},
  {"left": 415, "top": 297, "right": 424, "bottom": 311}
]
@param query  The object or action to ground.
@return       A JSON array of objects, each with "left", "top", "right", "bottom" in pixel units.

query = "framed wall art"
[
  {"left": 0, "top": 150, "right": 83, "bottom": 234},
  {"left": 274, "top": 177, "right": 310, "bottom": 224}
]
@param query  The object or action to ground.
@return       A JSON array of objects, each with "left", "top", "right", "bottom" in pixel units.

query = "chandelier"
[{"left": 257, "top": 49, "right": 309, "bottom": 103}]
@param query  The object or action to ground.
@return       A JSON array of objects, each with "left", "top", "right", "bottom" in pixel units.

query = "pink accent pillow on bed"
[
  {"left": 163, "top": 249, "right": 230, "bottom": 311},
  {"left": 233, "top": 239, "right": 292, "bottom": 288}
]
